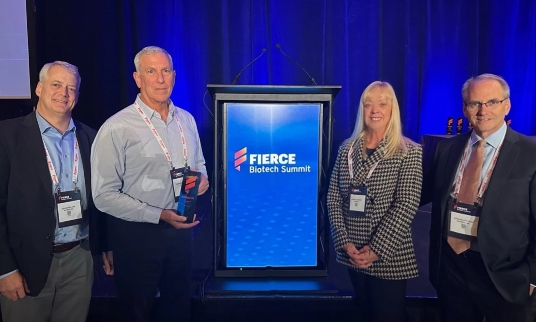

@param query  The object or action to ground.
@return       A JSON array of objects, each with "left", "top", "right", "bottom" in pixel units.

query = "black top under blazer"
[{"left": 328, "top": 136, "right": 422, "bottom": 280}]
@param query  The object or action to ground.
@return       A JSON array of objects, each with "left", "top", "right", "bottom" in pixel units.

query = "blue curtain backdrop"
[{"left": 33, "top": 0, "right": 536, "bottom": 146}]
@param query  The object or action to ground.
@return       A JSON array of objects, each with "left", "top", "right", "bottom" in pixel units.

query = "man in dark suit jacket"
[
  {"left": 422, "top": 73, "right": 536, "bottom": 322},
  {"left": 0, "top": 61, "right": 109, "bottom": 322}
]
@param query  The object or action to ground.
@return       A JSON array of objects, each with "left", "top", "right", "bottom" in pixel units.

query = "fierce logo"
[
  {"left": 453, "top": 204, "right": 468, "bottom": 212},
  {"left": 234, "top": 147, "right": 247, "bottom": 171},
  {"left": 184, "top": 176, "right": 197, "bottom": 193},
  {"left": 234, "top": 147, "right": 297, "bottom": 171},
  {"left": 58, "top": 195, "right": 71, "bottom": 201}
]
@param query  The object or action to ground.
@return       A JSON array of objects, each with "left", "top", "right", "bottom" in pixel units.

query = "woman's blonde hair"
[{"left": 348, "top": 81, "right": 415, "bottom": 157}]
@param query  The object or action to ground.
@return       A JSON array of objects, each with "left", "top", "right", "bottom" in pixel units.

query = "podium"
[{"left": 208, "top": 85, "right": 340, "bottom": 279}]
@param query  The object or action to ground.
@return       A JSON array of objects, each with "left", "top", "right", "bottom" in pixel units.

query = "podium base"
[{"left": 203, "top": 275, "right": 338, "bottom": 296}]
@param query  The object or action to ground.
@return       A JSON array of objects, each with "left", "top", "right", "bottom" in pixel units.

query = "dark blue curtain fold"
[{"left": 33, "top": 0, "right": 536, "bottom": 145}]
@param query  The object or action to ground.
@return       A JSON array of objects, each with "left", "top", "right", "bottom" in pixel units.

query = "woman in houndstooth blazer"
[{"left": 328, "top": 81, "right": 422, "bottom": 322}]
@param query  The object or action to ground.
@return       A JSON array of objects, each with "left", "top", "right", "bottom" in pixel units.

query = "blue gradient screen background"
[{"left": 224, "top": 103, "right": 321, "bottom": 268}]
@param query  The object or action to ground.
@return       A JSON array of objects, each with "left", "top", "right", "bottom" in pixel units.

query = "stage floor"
[{"left": 86, "top": 295, "right": 440, "bottom": 322}]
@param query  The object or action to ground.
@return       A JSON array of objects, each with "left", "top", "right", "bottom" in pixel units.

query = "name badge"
[
  {"left": 447, "top": 200, "right": 479, "bottom": 241},
  {"left": 170, "top": 167, "right": 186, "bottom": 202},
  {"left": 348, "top": 185, "right": 367, "bottom": 217},
  {"left": 55, "top": 190, "right": 83, "bottom": 228}
]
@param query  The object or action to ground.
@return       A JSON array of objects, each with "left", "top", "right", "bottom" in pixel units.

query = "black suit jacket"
[
  {"left": 0, "top": 111, "right": 107, "bottom": 296},
  {"left": 422, "top": 128, "right": 536, "bottom": 304}
]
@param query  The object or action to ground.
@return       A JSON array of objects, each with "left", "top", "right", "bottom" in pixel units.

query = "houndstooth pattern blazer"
[{"left": 327, "top": 136, "right": 422, "bottom": 280}]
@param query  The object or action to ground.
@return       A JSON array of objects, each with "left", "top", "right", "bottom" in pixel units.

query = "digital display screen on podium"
[
  {"left": 223, "top": 103, "right": 321, "bottom": 269},
  {"left": 210, "top": 84, "right": 340, "bottom": 278}
]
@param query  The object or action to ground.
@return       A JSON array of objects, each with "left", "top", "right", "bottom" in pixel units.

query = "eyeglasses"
[{"left": 465, "top": 98, "right": 508, "bottom": 111}]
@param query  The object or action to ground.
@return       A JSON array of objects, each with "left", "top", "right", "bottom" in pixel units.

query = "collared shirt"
[
  {"left": 91, "top": 95, "right": 207, "bottom": 223},
  {"left": 36, "top": 111, "right": 88, "bottom": 244},
  {"left": 449, "top": 122, "right": 507, "bottom": 251},
  {"left": 452, "top": 122, "right": 507, "bottom": 196}
]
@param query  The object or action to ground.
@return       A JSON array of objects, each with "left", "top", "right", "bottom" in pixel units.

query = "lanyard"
[
  {"left": 135, "top": 102, "right": 188, "bottom": 168},
  {"left": 347, "top": 140, "right": 380, "bottom": 182},
  {"left": 453, "top": 140, "right": 502, "bottom": 202},
  {"left": 42, "top": 137, "right": 79, "bottom": 192}
]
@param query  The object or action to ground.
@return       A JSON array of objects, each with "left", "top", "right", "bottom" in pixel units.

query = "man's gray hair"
[
  {"left": 39, "top": 61, "right": 81, "bottom": 89},
  {"left": 134, "top": 46, "right": 174, "bottom": 72},
  {"left": 462, "top": 73, "right": 510, "bottom": 102}
]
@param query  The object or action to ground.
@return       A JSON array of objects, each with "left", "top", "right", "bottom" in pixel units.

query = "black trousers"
[
  {"left": 348, "top": 268, "right": 408, "bottom": 322},
  {"left": 112, "top": 219, "right": 193, "bottom": 322},
  {"left": 437, "top": 244, "right": 534, "bottom": 322}
]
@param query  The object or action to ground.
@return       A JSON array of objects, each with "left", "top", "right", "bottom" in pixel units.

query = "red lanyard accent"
[
  {"left": 453, "top": 140, "right": 502, "bottom": 202},
  {"left": 135, "top": 102, "right": 188, "bottom": 168},
  {"left": 42, "top": 138, "right": 79, "bottom": 192},
  {"left": 347, "top": 140, "right": 380, "bottom": 182}
]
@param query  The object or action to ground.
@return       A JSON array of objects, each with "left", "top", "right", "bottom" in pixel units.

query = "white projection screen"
[{"left": 0, "top": 0, "right": 31, "bottom": 99}]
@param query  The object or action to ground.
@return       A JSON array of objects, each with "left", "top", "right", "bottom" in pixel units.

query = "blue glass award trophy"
[{"left": 176, "top": 168, "right": 201, "bottom": 223}]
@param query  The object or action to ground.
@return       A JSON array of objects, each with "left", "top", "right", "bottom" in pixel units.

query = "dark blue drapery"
[{"left": 33, "top": 0, "right": 536, "bottom": 146}]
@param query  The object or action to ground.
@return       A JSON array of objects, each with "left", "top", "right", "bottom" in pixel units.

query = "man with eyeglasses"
[{"left": 422, "top": 73, "right": 536, "bottom": 321}]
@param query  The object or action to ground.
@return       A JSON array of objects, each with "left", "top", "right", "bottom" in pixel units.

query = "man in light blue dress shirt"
[
  {"left": 91, "top": 46, "right": 209, "bottom": 322},
  {"left": 0, "top": 61, "right": 109, "bottom": 322}
]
